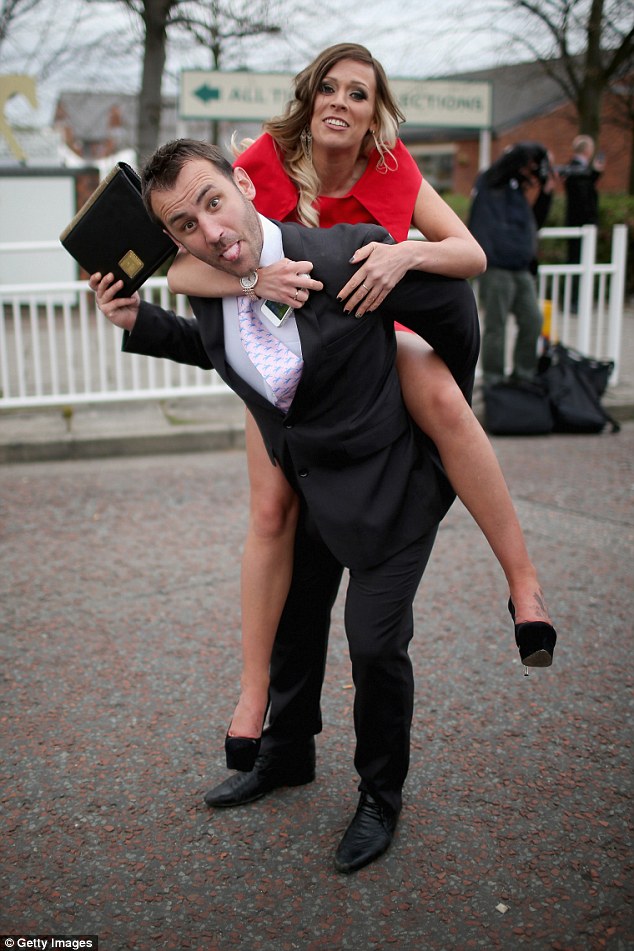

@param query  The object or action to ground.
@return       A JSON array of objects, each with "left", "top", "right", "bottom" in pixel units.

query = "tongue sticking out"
[{"left": 222, "top": 241, "right": 241, "bottom": 263}]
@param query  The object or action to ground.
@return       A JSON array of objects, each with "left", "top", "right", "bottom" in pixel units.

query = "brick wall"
[{"left": 428, "top": 91, "right": 632, "bottom": 197}]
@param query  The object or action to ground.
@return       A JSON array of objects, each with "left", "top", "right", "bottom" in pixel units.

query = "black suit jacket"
[
  {"left": 125, "top": 221, "right": 480, "bottom": 569},
  {"left": 564, "top": 157, "right": 601, "bottom": 226}
]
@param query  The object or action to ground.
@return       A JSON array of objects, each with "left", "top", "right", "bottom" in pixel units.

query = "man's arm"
[
  {"left": 90, "top": 271, "right": 213, "bottom": 370},
  {"left": 89, "top": 272, "right": 140, "bottom": 331}
]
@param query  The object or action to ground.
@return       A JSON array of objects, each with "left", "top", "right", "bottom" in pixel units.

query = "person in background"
[
  {"left": 561, "top": 134, "right": 605, "bottom": 308},
  {"left": 468, "top": 142, "right": 556, "bottom": 387},
  {"left": 167, "top": 49, "right": 555, "bottom": 791}
]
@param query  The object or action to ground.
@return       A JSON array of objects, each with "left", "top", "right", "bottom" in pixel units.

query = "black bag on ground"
[
  {"left": 484, "top": 378, "right": 554, "bottom": 435},
  {"left": 538, "top": 343, "right": 620, "bottom": 434}
]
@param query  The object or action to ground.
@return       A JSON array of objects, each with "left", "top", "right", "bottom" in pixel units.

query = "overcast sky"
[{"left": 3, "top": 0, "right": 537, "bottom": 126}]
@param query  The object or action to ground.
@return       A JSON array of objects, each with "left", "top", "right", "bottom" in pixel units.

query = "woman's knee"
[
  {"left": 397, "top": 343, "right": 470, "bottom": 433},
  {"left": 422, "top": 373, "right": 471, "bottom": 430},
  {"left": 249, "top": 477, "right": 299, "bottom": 540}
]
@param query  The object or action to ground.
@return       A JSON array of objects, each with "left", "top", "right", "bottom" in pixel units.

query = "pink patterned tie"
[{"left": 238, "top": 296, "right": 303, "bottom": 412}]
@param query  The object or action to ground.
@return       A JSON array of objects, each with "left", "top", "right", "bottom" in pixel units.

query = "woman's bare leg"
[
  {"left": 229, "top": 410, "right": 299, "bottom": 739},
  {"left": 395, "top": 332, "right": 551, "bottom": 625}
]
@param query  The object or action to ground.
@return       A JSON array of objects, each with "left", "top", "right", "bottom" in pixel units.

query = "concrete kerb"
[{"left": 1, "top": 385, "right": 633, "bottom": 466}]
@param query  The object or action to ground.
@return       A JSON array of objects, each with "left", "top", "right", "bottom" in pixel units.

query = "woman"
[{"left": 168, "top": 44, "right": 556, "bottom": 767}]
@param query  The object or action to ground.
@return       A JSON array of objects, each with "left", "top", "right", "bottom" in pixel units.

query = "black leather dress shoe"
[
  {"left": 334, "top": 792, "right": 399, "bottom": 874},
  {"left": 204, "top": 740, "right": 315, "bottom": 808}
]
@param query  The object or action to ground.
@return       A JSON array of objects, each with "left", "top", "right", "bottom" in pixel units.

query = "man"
[
  {"left": 562, "top": 134, "right": 604, "bottom": 307},
  {"left": 91, "top": 139, "right": 479, "bottom": 874},
  {"left": 563, "top": 134, "right": 604, "bottom": 233},
  {"left": 468, "top": 142, "right": 554, "bottom": 386}
]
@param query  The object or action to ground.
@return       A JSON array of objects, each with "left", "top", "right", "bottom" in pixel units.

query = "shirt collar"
[{"left": 259, "top": 213, "right": 283, "bottom": 267}]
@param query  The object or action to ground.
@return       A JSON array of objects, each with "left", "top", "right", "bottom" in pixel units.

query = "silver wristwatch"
[{"left": 239, "top": 270, "right": 259, "bottom": 300}]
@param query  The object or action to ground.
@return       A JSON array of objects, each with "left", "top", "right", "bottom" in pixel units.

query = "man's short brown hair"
[{"left": 141, "top": 139, "right": 234, "bottom": 224}]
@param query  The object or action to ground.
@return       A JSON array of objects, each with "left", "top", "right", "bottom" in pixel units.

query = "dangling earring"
[
  {"left": 371, "top": 128, "right": 399, "bottom": 174},
  {"left": 300, "top": 126, "right": 313, "bottom": 160}
]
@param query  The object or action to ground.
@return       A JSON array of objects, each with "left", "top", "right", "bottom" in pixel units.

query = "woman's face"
[{"left": 309, "top": 58, "right": 377, "bottom": 154}]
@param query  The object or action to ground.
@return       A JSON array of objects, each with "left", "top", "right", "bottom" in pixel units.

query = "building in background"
[
  {"left": 403, "top": 58, "right": 631, "bottom": 196},
  {"left": 2, "top": 57, "right": 631, "bottom": 196}
]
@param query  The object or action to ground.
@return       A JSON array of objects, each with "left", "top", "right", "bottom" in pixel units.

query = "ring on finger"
[
  {"left": 361, "top": 282, "right": 371, "bottom": 291},
  {"left": 293, "top": 288, "right": 300, "bottom": 300}
]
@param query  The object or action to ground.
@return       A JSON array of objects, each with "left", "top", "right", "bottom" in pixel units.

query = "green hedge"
[{"left": 444, "top": 193, "right": 634, "bottom": 295}]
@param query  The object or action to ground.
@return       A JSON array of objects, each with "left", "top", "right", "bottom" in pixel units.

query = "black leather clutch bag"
[{"left": 60, "top": 162, "right": 177, "bottom": 297}]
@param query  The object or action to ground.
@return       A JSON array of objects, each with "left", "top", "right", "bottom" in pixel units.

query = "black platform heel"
[
  {"left": 225, "top": 700, "right": 270, "bottom": 772},
  {"left": 508, "top": 598, "right": 557, "bottom": 674}
]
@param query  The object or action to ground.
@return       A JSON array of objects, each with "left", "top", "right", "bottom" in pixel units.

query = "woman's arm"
[
  {"left": 339, "top": 178, "right": 487, "bottom": 317},
  {"left": 168, "top": 250, "right": 240, "bottom": 296},
  {"left": 406, "top": 177, "right": 487, "bottom": 277},
  {"left": 168, "top": 250, "right": 323, "bottom": 306}
]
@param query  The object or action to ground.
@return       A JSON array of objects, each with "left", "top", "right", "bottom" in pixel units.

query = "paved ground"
[
  {"left": 1, "top": 304, "right": 633, "bottom": 949},
  {"left": 1, "top": 423, "right": 632, "bottom": 949}
]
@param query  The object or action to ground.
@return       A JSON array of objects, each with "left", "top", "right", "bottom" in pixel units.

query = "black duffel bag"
[
  {"left": 538, "top": 343, "right": 620, "bottom": 434},
  {"left": 484, "top": 378, "right": 554, "bottom": 435}
]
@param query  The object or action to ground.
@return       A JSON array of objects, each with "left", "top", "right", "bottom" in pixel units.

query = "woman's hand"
[
  {"left": 167, "top": 250, "right": 323, "bottom": 307},
  {"left": 338, "top": 242, "right": 414, "bottom": 317},
  {"left": 255, "top": 259, "right": 323, "bottom": 308},
  {"left": 89, "top": 273, "right": 140, "bottom": 331}
]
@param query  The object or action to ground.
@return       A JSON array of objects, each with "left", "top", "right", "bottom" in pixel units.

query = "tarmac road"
[{"left": 1, "top": 428, "right": 633, "bottom": 950}]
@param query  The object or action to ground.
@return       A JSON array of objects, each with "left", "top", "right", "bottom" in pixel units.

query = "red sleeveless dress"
[{"left": 234, "top": 134, "right": 422, "bottom": 330}]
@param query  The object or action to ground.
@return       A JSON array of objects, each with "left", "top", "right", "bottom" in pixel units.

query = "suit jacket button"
[
  {"left": 298, "top": 468, "right": 309, "bottom": 478},
  {"left": 284, "top": 422, "right": 293, "bottom": 429}
]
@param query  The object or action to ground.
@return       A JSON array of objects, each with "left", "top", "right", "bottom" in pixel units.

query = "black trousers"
[{"left": 262, "top": 505, "right": 438, "bottom": 814}]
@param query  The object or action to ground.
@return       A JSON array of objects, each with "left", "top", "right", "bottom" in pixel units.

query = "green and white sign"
[{"left": 179, "top": 70, "right": 492, "bottom": 128}]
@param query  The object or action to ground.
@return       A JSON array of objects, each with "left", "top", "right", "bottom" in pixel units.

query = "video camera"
[{"left": 487, "top": 143, "right": 553, "bottom": 188}]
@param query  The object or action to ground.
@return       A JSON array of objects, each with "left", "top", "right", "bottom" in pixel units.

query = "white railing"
[
  {"left": 535, "top": 225, "right": 627, "bottom": 382},
  {"left": 0, "top": 278, "right": 228, "bottom": 408},
  {"left": 0, "top": 225, "right": 628, "bottom": 408}
]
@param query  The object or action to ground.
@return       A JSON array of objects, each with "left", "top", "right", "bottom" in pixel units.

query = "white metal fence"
[
  {"left": 0, "top": 225, "right": 628, "bottom": 409},
  {"left": 535, "top": 224, "right": 628, "bottom": 374},
  {"left": 0, "top": 278, "right": 226, "bottom": 409}
]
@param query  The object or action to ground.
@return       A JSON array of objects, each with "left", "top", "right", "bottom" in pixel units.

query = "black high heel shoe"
[
  {"left": 508, "top": 598, "right": 557, "bottom": 670},
  {"left": 225, "top": 700, "right": 270, "bottom": 772}
]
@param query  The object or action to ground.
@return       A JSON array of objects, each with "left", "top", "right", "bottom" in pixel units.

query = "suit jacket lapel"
[
  {"left": 279, "top": 225, "right": 322, "bottom": 403},
  {"left": 197, "top": 295, "right": 273, "bottom": 411}
]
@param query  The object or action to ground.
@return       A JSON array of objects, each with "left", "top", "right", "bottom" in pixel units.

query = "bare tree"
[
  {"left": 0, "top": 0, "right": 43, "bottom": 50},
  {"left": 486, "top": 0, "right": 633, "bottom": 139},
  {"left": 112, "top": 0, "right": 281, "bottom": 161},
  {"left": 112, "top": 0, "right": 176, "bottom": 163}
]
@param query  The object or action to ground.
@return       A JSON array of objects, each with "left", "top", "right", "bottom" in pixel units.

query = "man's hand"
[{"left": 89, "top": 273, "right": 140, "bottom": 331}]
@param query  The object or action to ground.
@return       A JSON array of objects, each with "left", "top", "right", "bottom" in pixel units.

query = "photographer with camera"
[{"left": 468, "top": 142, "right": 556, "bottom": 386}]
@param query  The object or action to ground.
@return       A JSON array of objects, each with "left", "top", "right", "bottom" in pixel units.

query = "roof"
[
  {"left": 0, "top": 125, "right": 68, "bottom": 167},
  {"left": 54, "top": 92, "right": 180, "bottom": 147},
  {"left": 441, "top": 59, "right": 569, "bottom": 131}
]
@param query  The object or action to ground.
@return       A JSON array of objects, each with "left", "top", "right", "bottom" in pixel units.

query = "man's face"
[{"left": 151, "top": 158, "right": 263, "bottom": 276}]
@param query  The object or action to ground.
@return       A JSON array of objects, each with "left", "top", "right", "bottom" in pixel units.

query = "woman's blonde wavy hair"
[{"left": 234, "top": 43, "right": 405, "bottom": 228}]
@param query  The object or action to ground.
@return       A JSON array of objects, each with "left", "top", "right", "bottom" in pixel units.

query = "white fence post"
[
  {"left": 577, "top": 224, "right": 597, "bottom": 354},
  {"left": 607, "top": 225, "right": 628, "bottom": 385}
]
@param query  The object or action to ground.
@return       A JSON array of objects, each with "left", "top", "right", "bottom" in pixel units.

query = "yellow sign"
[{"left": 0, "top": 75, "right": 38, "bottom": 161}]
